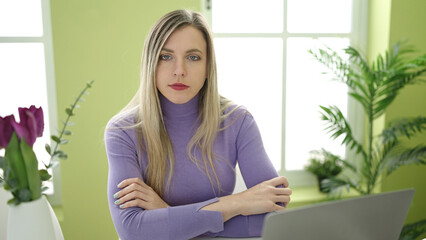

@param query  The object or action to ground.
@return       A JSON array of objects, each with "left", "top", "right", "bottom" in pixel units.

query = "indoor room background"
[{"left": 0, "top": 0, "right": 425, "bottom": 239}]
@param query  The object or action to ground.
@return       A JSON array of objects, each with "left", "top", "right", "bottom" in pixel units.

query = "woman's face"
[{"left": 156, "top": 25, "right": 207, "bottom": 104}]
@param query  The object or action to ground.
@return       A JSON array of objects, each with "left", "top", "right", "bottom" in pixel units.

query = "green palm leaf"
[
  {"left": 381, "top": 116, "right": 426, "bottom": 145},
  {"left": 320, "top": 149, "right": 357, "bottom": 173},
  {"left": 322, "top": 177, "right": 366, "bottom": 196},
  {"left": 320, "top": 105, "right": 367, "bottom": 159},
  {"left": 309, "top": 47, "right": 354, "bottom": 85},
  {"left": 373, "top": 69, "right": 426, "bottom": 119},
  {"left": 399, "top": 219, "right": 426, "bottom": 240},
  {"left": 383, "top": 145, "right": 426, "bottom": 176}
]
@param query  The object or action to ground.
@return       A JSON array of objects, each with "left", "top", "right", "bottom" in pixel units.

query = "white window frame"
[
  {"left": 0, "top": 0, "right": 61, "bottom": 204},
  {"left": 203, "top": 0, "right": 368, "bottom": 187}
]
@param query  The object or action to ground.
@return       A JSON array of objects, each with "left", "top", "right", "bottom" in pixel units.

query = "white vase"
[
  {"left": 0, "top": 188, "right": 12, "bottom": 240},
  {"left": 7, "top": 195, "right": 64, "bottom": 240}
]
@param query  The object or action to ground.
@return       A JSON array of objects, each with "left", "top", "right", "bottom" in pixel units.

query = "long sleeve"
[
  {"left": 105, "top": 98, "right": 281, "bottom": 239},
  {"left": 105, "top": 121, "right": 224, "bottom": 240},
  {"left": 211, "top": 112, "right": 280, "bottom": 238}
]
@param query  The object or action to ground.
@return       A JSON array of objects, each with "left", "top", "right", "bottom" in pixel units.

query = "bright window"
[
  {"left": 0, "top": 0, "right": 59, "bottom": 203},
  {"left": 206, "top": 0, "right": 367, "bottom": 186},
  {"left": 214, "top": 38, "right": 283, "bottom": 170}
]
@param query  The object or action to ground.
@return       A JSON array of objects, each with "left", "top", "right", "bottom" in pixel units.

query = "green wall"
[
  {"left": 381, "top": 0, "right": 426, "bottom": 228},
  {"left": 369, "top": 0, "right": 426, "bottom": 235},
  {"left": 50, "top": 1, "right": 201, "bottom": 239}
]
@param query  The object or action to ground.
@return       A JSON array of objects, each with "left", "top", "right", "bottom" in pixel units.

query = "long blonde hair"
[{"left": 118, "top": 10, "right": 235, "bottom": 197}]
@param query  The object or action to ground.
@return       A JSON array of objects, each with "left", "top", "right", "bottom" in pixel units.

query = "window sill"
[{"left": 287, "top": 185, "right": 360, "bottom": 209}]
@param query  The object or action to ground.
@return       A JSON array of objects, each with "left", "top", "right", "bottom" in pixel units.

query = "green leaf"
[
  {"left": 53, "top": 150, "right": 68, "bottom": 160},
  {"left": 319, "top": 105, "right": 367, "bottom": 159},
  {"left": 3, "top": 180, "right": 11, "bottom": 190},
  {"left": 7, "top": 197, "right": 20, "bottom": 206},
  {"left": 348, "top": 92, "right": 369, "bottom": 110},
  {"left": 63, "top": 130, "right": 72, "bottom": 136},
  {"left": 17, "top": 188, "right": 31, "bottom": 202},
  {"left": 41, "top": 186, "right": 49, "bottom": 193},
  {"left": 52, "top": 151, "right": 61, "bottom": 157},
  {"left": 87, "top": 80, "right": 95, "bottom": 87},
  {"left": 384, "top": 145, "right": 426, "bottom": 176},
  {"left": 381, "top": 116, "right": 426, "bottom": 145},
  {"left": 65, "top": 108, "right": 74, "bottom": 116},
  {"left": 399, "top": 219, "right": 426, "bottom": 240},
  {"left": 323, "top": 176, "right": 366, "bottom": 196},
  {"left": 39, "top": 169, "right": 52, "bottom": 181},
  {"left": 51, "top": 135, "right": 61, "bottom": 144},
  {"left": 0, "top": 156, "right": 5, "bottom": 169},
  {"left": 60, "top": 139, "right": 69, "bottom": 145},
  {"left": 45, "top": 143, "right": 51, "bottom": 155},
  {"left": 65, "top": 121, "right": 75, "bottom": 126},
  {"left": 20, "top": 138, "right": 42, "bottom": 201},
  {"left": 5, "top": 133, "right": 29, "bottom": 196},
  {"left": 58, "top": 152, "right": 68, "bottom": 160}
]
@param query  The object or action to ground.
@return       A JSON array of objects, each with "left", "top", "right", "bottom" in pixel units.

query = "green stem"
[
  {"left": 47, "top": 81, "right": 93, "bottom": 168},
  {"left": 367, "top": 98, "right": 374, "bottom": 194}
]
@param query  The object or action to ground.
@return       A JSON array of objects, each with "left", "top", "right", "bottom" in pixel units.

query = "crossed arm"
[
  {"left": 106, "top": 111, "right": 292, "bottom": 239},
  {"left": 113, "top": 176, "right": 291, "bottom": 222}
]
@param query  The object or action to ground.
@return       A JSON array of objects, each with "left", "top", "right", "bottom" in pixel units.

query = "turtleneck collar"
[{"left": 159, "top": 93, "right": 200, "bottom": 122}]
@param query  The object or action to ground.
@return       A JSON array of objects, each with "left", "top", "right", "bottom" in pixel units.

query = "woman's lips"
[{"left": 169, "top": 83, "right": 189, "bottom": 90}]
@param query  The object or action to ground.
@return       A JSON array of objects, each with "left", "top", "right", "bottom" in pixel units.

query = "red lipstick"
[{"left": 169, "top": 83, "right": 189, "bottom": 91}]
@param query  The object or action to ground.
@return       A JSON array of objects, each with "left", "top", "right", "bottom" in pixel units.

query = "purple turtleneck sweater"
[{"left": 105, "top": 94, "right": 279, "bottom": 240}]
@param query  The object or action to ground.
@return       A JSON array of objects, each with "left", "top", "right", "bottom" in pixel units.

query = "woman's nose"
[{"left": 173, "top": 59, "right": 186, "bottom": 77}]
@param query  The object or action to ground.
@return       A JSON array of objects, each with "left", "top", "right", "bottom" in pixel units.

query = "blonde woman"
[{"left": 105, "top": 9, "right": 292, "bottom": 240}]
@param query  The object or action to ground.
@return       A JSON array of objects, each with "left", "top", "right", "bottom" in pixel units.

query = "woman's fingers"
[
  {"left": 273, "top": 203, "right": 286, "bottom": 212},
  {"left": 273, "top": 195, "right": 291, "bottom": 204},
  {"left": 113, "top": 177, "right": 169, "bottom": 210},
  {"left": 114, "top": 189, "right": 149, "bottom": 207},
  {"left": 118, "top": 198, "right": 149, "bottom": 209},
  {"left": 114, "top": 178, "right": 151, "bottom": 198},
  {"left": 272, "top": 187, "right": 292, "bottom": 196},
  {"left": 114, "top": 183, "right": 147, "bottom": 199},
  {"left": 117, "top": 177, "right": 149, "bottom": 189},
  {"left": 267, "top": 176, "right": 289, "bottom": 188}
]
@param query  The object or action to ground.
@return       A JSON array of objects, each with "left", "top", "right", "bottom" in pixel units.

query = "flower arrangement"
[{"left": 0, "top": 80, "right": 94, "bottom": 205}]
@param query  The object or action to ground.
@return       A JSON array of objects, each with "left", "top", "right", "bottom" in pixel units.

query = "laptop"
[{"left": 262, "top": 189, "right": 415, "bottom": 240}]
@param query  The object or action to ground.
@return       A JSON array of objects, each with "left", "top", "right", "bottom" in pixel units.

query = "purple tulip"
[
  {"left": 27, "top": 105, "right": 44, "bottom": 137},
  {"left": 0, "top": 115, "right": 15, "bottom": 149},
  {"left": 11, "top": 106, "right": 44, "bottom": 147}
]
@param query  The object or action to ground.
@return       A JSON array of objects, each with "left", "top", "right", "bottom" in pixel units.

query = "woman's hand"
[
  {"left": 235, "top": 176, "right": 292, "bottom": 216},
  {"left": 201, "top": 176, "right": 291, "bottom": 222},
  {"left": 113, "top": 177, "right": 169, "bottom": 210}
]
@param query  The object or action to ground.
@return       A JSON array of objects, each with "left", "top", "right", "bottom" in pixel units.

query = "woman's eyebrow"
[{"left": 161, "top": 47, "right": 203, "bottom": 54}]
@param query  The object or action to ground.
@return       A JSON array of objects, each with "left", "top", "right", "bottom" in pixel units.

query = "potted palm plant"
[
  {"left": 309, "top": 41, "right": 426, "bottom": 195},
  {"left": 309, "top": 42, "right": 426, "bottom": 240}
]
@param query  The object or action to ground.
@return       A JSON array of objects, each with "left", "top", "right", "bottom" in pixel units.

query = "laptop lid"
[{"left": 262, "top": 189, "right": 414, "bottom": 240}]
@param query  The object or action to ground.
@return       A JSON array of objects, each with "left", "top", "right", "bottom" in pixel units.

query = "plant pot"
[{"left": 7, "top": 195, "right": 64, "bottom": 240}]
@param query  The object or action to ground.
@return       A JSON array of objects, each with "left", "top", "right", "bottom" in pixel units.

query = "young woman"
[{"left": 105, "top": 9, "right": 292, "bottom": 240}]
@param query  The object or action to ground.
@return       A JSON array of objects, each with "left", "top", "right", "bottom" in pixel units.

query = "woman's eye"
[
  {"left": 160, "top": 55, "right": 172, "bottom": 61},
  {"left": 188, "top": 55, "right": 200, "bottom": 61}
]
